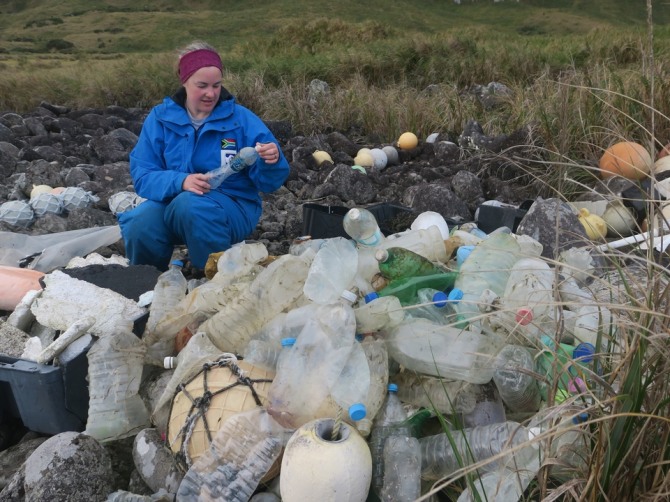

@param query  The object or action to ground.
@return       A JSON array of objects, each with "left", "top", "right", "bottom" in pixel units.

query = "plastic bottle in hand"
[
  {"left": 207, "top": 146, "right": 259, "bottom": 189},
  {"left": 370, "top": 383, "right": 412, "bottom": 498}
]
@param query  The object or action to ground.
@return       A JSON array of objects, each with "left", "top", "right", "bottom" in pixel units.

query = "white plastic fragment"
[{"left": 36, "top": 317, "right": 95, "bottom": 364}]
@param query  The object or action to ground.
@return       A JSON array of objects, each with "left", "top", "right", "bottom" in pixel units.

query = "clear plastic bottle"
[
  {"left": 85, "top": 327, "right": 151, "bottom": 442},
  {"left": 268, "top": 301, "right": 356, "bottom": 428},
  {"left": 356, "top": 334, "right": 389, "bottom": 437},
  {"left": 380, "top": 435, "right": 421, "bottom": 502},
  {"left": 177, "top": 408, "right": 287, "bottom": 501},
  {"left": 207, "top": 146, "right": 259, "bottom": 189},
  {"left": 303, "top": 237, "right": 359, "bottom": 304},
  {"left": 388, "top": 317, "right": 505, "bottom": 384},
  {"left": 143, "top": 259, "right": 188, "bottom": 346},
  {"left": 242, "top": 338, "right": 283, "bottom": 372},
  {"left": 375, "top": 246, "right": 449, "bottom": 281},
  {"left": 369, "top": 383, "right": 412, "bottom": 498},
  {"left": 407, "top": 287, "right": 466, "bottom": 328},
  {"left": 354, "top": 294, "right": 406, "bottom": 334},
  {"left": 453, "top": 232, "right": 523, "bottom": 329},
  {"left": 200, "top": 253, "right": 311, "bottom": 354},
  {"left": 462, "top": 381, "right": 507, "bottom": 428},
  {"left": 329, "top": 339, "right": 370, "bottom": 422},
  {"left": 343, "top": 207, "right": 385, "bottom": 247},
  {"left": 419, "top": 421, "right": 530, "bottom": 480},
  {"left": 395, "top": 371, "right": 478, "bottom": 415},
  {"left": 493, "top": 344, "right": 541, "bottom": 413}
]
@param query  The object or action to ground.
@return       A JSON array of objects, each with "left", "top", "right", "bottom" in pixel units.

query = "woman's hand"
[
  {"left": 182, "top": 173, "right": 211, "bottom": 195},
  {"left": 256, "top": 142, "right": 280, "bottom": 164}
]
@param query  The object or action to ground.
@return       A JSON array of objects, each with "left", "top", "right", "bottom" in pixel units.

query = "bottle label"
[{"left": 358, "top": 230, "right": 383, "bottom": 247}]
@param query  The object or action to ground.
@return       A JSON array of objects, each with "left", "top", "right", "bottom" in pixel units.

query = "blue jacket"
[{"left": 129, "top": 88, "right": 289, "bottom": 205}]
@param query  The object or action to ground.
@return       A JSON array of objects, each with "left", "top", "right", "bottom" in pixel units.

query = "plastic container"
[
  {"left": 420, "top": 421, "right": 530, "bottom": 480},
  {"left": 369, "top": 383, "right": 412, "bottom": 498},
  {"left": 375, "top": 246, "right": 448, "bottom": 281},
  {"left": 268, "top": 302, "right": 356, "bottom": 429},
  {"left": 84, "top": 328, "right": 151, "bottom": 443},
  {"left": 207, "top": 146, "right": 259, "bottom": 189},
  {"left": 410, "top": 210, "right": 450, "bottom": 239},
  {"left": 354, "top": 295, "right": 406, "bottom": 334},
  {"left": 242, "top": 339, "right": 283, "bottom": 372},
  {"left": 143, "top": 260, "right": 188, "bottom": 346},
  {"left": 177, "top": 408, "right": 286, "bottom": 501},
  {"left": 395, "top": 371, "right": 478, "bottom": 415},
  {"left": 303, "top": 237, "right": 359, "bottom": 304},
  {"left": 356, "top": 335, "right": 389, "bottom": 437},
  {"left": 201, "top": 253, "right": 311, "bottom": 354},
  {"left": 407, "top": 287, "right": 466, "bottom": 327},
  {"left": 462, "top": 381, "right": 507, "bottom": 428},
  {"left": 343, "top": 207, "right": 385, "bottom": 247},
  {"left": 380, "top": 435, "right": 421, "bottom": 502},
  {"left": 492, "top": 344, "right": 541, "bottom": 413},
  {"left": 387, "top": 317, "right": 505, "bottom": 383},
  {"left": 535, "top": 335, "right": 577, "bottom": 403},
  {"left": 329, "top": 339, "right": 370, "bottom": 422}
]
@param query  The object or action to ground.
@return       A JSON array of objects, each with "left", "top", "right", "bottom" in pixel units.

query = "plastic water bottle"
[
  {"left": 268, "top": 301, "right": 356, "bottom": 428},
  {"left": 380, "top": 435, "right": 421, "bottom": 502},
  {"left": 420, "top": 421, "right": 530, "bottom": 480},
  {"left": 201, "top": 253, "right": 311, "bottom": 354},
  {"left": 369, "top": 383, "right": 412, "bottom": 498},
  {"left": 493, "top": 344, "right": 541, "bottom": 413},
  {"left": 329, "top": 339, "right": 370, "bottom": 422},
  {"left": 365, "top": 272, "right": 458, "bottom": 306},
  {"left": 453, "top": 232, "right": 523, "bottom": 329},
  {"left": 343, "top": 207, "right": 385, "bottom": 247},
  {"left": 407, "top": 287, "right": 466, "bottom": 328},
  {"left": 144, "top": 260, "right": 188, "bottom": 345},
  {"left": 242, "top": 338, "right": 283, "bottom": 372},
  {"left": 85, "top": 327, "right": 151, "bottom": 442},
  {"left": 356, "top": 334, "right": 389, "bottom": 437},
  {"left": 354, "top": 294, "right": 406, "bottom": 334},
  {"left": 207, "top": 146, "right": 259, "bottom": 189},
  {"left": 303, "top": 237, "right": 359, "bottom": 304},
  {"left": 177, "top": 408, "right": 288, "bottom": 501},
  {"left": 535, "top": 335, "right": 578, "bottom": 403},
  {"left": 462, "top": 381, "right": 507, "bottom": 428},
  {"left": 375, "top": 246, "right": 449, "bottom": 280},
  {"left": 388, "top": 317, "right": 505, "bottom": 384},
  {"left": 395, "top": 371, "right": 479, "bottom": 415}
]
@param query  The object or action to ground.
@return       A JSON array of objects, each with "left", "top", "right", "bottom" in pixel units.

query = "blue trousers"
[{"left": 118, "top": 191, "right": 261, "bottom": 270}]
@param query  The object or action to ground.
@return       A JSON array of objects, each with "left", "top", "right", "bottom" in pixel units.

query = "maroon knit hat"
[{"left": 178, "top": 49, "right": 223, "bottom": 84}]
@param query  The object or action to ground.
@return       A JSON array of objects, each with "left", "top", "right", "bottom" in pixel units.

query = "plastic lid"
[
  {"left": 347, "top": 208, "right": 362, "bottom": 220},
  {"left": 281, "top": 337, "right": 296, "bottom": 347},
  {"left": 374, "top": 248, "right": 390, "bottom": 263},
  {"left": 388, "top": 383, "right": 398, "bottom": 393},
  {"left": 348, "top": 403, "right": 367, "bottom": 421},
  {"left": 364, "top": 292, "right": 380, "bottom": 303},
  {"left": 355, "top": 334, "right": 364, "bottom": 342},
  {"left": 340, "top": 289, "right": 358, "bottom": 304},
  {"left": 515, "top": 307, "right": 533, "bottom": 326},
  {"left": 456, "top": 246, "right": 475, "bottom": 266},
  {"left": 432, "top": 291, "right": 448, "bottom": 308},
  {"left": 164, "top": 356, "right": 175, "bottom": 369},
  {"left": 573, "top": 342, "right": 595, "bottom": 363},
  {"left": 447, "top": 288, "right": 464, "bottom": 302},
  {"left": 573, "top": 412, "right": 589, "bottom": 424},
  {"left": 170, "top": 259, "right": 184, "bottom": 267}
]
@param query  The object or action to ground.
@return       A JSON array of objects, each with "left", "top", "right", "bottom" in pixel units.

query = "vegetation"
[{"left": 2, "top": 2, "right": 670, "bottom": 500}]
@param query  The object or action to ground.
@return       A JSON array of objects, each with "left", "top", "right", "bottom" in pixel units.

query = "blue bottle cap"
[
  {"left": 348, "top": 403, "right": 367, "bottom": 421},
  {"left": 388, "top": 383, "right": 398, "bottom": 393},
  {"left": 171, "top": 259, "right": 184, "bottom": 267},
  {"left": 447, "top": 288, "right": 464, "bottom": 302},
  {"left": 355, "top": 334, "right": 364, "bottom": 342},
  {"left": 281, "top": 337, "right": 296, "bottom": 347},
  {"left": 456, "top": 246, "right": 475, "bottom": 267},
  {"left": 573, "top": 342, "right": 595, "bottom": 363},
  {"left": 364, "top": 292, "right": 380, "bottom": 303},
  {"left": 572, "top": 412, "right": 589, "bottom": 424},
  {"left": 432, "top": 291, "right": 448, "bottom": 308}
]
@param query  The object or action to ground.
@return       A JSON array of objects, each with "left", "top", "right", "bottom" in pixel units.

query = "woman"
[{"left": 118, "top": 41, "right": 289, "bottom": 270}]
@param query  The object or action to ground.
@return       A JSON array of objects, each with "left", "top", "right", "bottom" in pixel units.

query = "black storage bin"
[
  {"left": 0, "top": 345, "right": 91, "bottom": 435},
  {"left": 475, "top": 200, "right": 533, "bottom": 234},
  {"left": 302, "top": 203, "right": 416, "bottom": 240}
]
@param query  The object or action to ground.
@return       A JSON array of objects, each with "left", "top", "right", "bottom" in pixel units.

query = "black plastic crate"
[
  {"left": 0, "top": 348, "right": 90, "bottom": 435},
  {"left": 302, "top": 203, "right": 416, "bottom": 240}
]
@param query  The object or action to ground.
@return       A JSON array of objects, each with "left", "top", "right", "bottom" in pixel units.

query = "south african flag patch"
[{"left": 221, "top": 138, "right": 236, "bottom": 149}]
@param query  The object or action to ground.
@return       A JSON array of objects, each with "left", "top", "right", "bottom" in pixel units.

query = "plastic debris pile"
[{"left": 2, "top": 206, "right": 623, "bottom": 502}]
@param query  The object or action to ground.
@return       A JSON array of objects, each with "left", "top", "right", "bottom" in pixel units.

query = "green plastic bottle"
[
  {"left": 535, "top": 335, "right": 577, "bottom": 403},
  {"left": 375, "top": 246, "right": 450, "bottom": 281},
  {"left": 365, "top": 272, "right": 458, "bottom": 306}
]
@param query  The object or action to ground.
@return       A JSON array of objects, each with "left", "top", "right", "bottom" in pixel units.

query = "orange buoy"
[{"left": 599, "top": 141, "right": 651, "bottom": 180}]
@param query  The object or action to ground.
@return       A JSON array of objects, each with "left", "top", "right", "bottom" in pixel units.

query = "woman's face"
[{"left": 183, "top": 66, "right": 223, "bottom": 119}]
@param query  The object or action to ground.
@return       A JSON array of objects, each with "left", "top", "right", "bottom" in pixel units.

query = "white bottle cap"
[
  {"left": 340, "top": 290, "right": 358, "bottom": 304},
  {"left": 164, "top": 357, "right": 175, "bottom": 369}
]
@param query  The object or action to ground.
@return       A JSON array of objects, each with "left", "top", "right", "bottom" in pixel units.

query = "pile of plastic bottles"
[{"left": 90, "top": 206, "right": 617, "bottom": 502}]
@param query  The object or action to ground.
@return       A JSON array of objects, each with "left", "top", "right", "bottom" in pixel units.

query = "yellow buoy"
[
  {"left": 312, "top": 150, "right": 333, "bottom": 166},
  {"left": 397, "top": 132, "right": 418, "bottom": 150},
  {"left": 578, "top": 208, "right": 607, "bottom": 240}
]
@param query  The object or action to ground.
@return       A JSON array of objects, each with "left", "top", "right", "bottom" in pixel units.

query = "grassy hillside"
[{"left": 0, "top": 0, "right": 666, "bottom": 55}]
